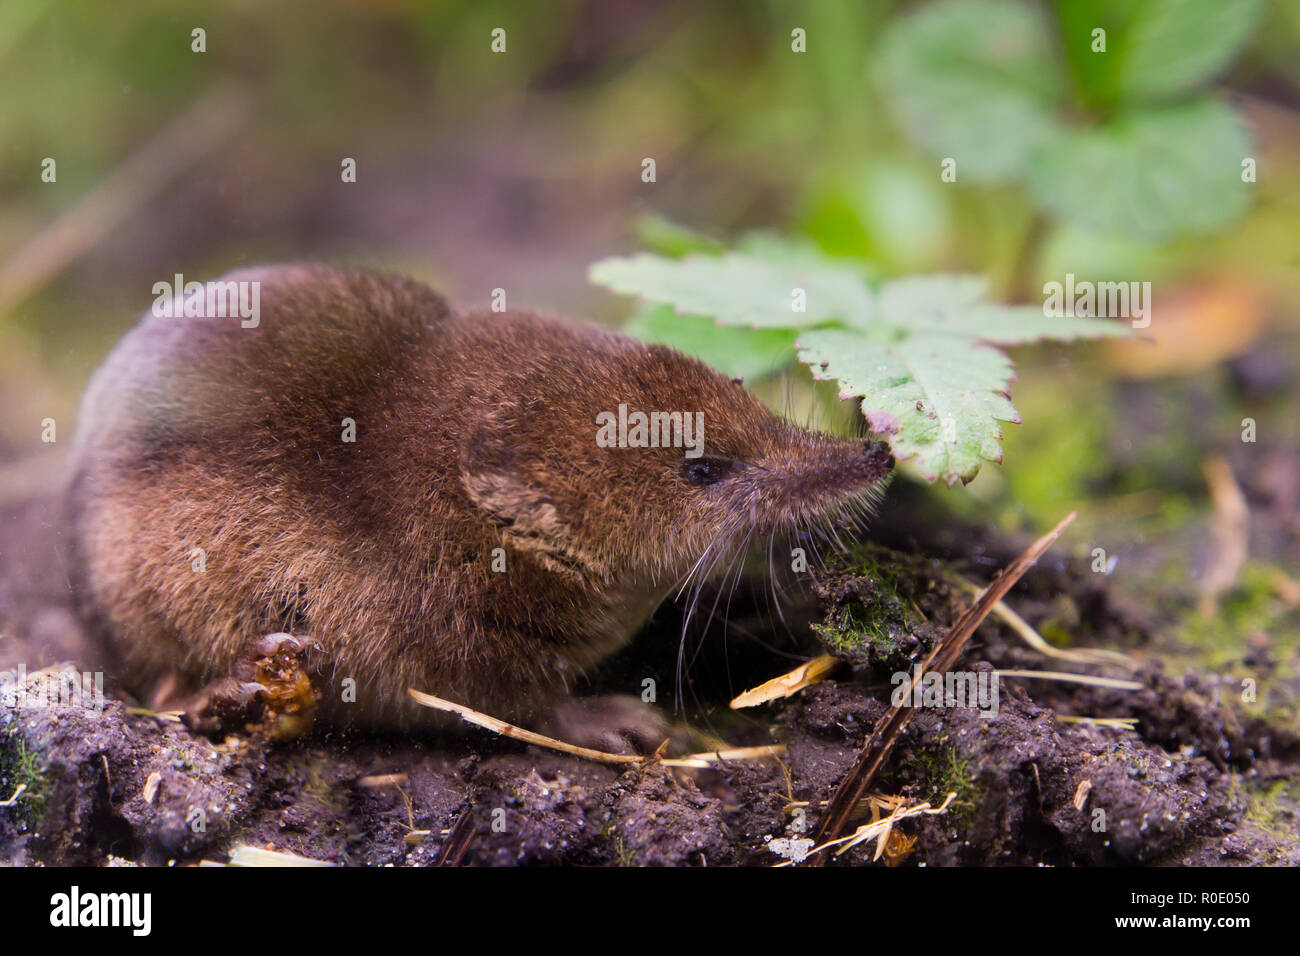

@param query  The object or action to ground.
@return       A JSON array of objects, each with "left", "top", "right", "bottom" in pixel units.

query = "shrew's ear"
[
  {"left": 458, "top": 407, "right": 608, "bottom": 581},
  {"left": 459, "top": 406, "right": 557, "bottom": 532}
]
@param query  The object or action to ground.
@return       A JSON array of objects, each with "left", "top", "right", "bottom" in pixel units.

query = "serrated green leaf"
[
  {"left": 591, "top": 252, "right": 1133, "bottom": 485},
  {"left": 1026, "top": 99, "right": 1252, "bottom": 240},
  {"left": 879, "top": 274, "right": 989, "bottom": 319},
  {"left": 878, "top": 0, "right": 1064, "bottom": 181},
  {"left": 624, "top": 304, "right": 797, "bottom": 382},
  {"left": 956, "top": 305, "right": 1133, "bottom": 344},
  {"left": 797, "top": 329, "right": 1019, "bottom": 485},
  {"left": 734, "top": 232, "right": 843, "bottom": 268},
  {"left": 877, "top": 275, "right": 1131, "bottom": 343},
  {"left": 589, "top": 252, "right": 873, "bottom": 328}
]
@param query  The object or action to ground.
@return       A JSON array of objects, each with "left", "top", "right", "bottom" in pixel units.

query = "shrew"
[{"left": 66, "top": 265, "right": 893, "bottom": 748}]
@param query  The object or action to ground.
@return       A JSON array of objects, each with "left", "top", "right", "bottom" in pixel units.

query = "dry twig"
[
  {"left": 408, "top": 688, "right": 783, "bottom": 768},
  {"left": 994, "top": 669, "right": 1142, "bottom": 691},
  {"left": 952, "top": 575, "right": 1135, "bottom": 668},
  {"left": 730, "top": 653, "right": 838, "bottom": 708},
  {"left": 1200, "top": 455, "right": 1249, "bottom": 615}
]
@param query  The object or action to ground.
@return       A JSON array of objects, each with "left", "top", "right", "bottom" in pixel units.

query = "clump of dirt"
[
  {"left": 1, "top": 672, "right": 262, "bottom": 865},
  {"left": 776, "top": 679, "right": 1239, "bottom": 865},
  {"left": 0, "top": 672, "right": 736, "bottom": 866},
  {"left": 808, "top": 543, "right": 948, "bottom": 672}
]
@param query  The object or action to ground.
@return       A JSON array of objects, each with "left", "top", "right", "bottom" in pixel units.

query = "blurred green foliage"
[{"left": 880, "top": 0, "right": 1259, "bottom": 238}]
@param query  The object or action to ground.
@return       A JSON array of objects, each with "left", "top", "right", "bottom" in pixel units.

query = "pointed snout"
[
  {"left": 742, "top": 434, "right": 895, "bottom": 528},
  {"left": 863, "top": 440, "right": 895, "bottom": 480}
]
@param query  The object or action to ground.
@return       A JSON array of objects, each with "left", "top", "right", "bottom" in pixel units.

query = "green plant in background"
[
  {"left": 590, "top": 239, "right": 1129, "bottom": 486},
  {"left": 589, "top": 0, "right": 1271, "bottom": 490},
  {"left": 879, "top": 0, "right": 1261, "bottom": 239}
]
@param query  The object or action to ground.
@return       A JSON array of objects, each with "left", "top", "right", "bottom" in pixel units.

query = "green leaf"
[
  {"left": 588, "top": 252, "right": 874, "bottom": 328},
  {"left": 879, "top": 274, "right": 989, "bottom": 321},
  {"left": 591, "top": 252, "right": 1131, "bottom": 485},
  {"left": 797, "top": 329, "right": 1019, "bottom": 485},
  {"left": 1052, "top": 0, "right": 1137, "bottom": 109},
  {"left": 878, "top": 0, "right": 1064, "bottom": 181},
  {"left": 877, "top": 275, "right": 1132, "bottom": 344},
  {"left": 795, "top": 275, "right": 1125, "bottom": 483},
  {"left": 1026, "top": 99, "right": 1253, "bottom": 240},
  {"left": 879, "top": 0, "right": 1260, "bottom": 239},
  {"left": 624, "top": 304, "right": 797, "bottom": 382},
  {"left": 735, "top": 232, "right": 848, "bottom": 267},
  {"left": 1114, "top": 0, "right": 1264, "bottom": 102}
]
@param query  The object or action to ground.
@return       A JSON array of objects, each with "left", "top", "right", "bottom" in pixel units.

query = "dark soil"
[{"left": 3, "top": 461, "right": 1298, "bottom": 866}]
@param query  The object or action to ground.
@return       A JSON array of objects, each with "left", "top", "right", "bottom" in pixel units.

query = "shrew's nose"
[{"left": 864, "top": 440, "right": 895, "bottom": 472}]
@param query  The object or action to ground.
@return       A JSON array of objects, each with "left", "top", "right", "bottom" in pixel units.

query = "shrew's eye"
[{"left": 681, "top": 455, "right": 733, "bottom": 486}]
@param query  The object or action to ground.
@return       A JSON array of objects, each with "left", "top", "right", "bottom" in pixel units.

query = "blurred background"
[{"left": 1, "top": 0, "right": 1299, "bottom": 674}]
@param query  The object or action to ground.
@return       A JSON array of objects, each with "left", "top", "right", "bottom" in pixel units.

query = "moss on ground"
[
  {"left": 1178, "top": 563, "right": 1299, "bottom": 669},
  {"left": 811, "top": 542, "right": 941, "bottom": 671},
  {"left": 0, "top": 729, "right": 46, "bottom": 824},
  {"left": 1239, "top": 777, "right": 1300, "bottom": 848},
  {"left": 908, "top": 742, "right": 979, "bottom": 830}
]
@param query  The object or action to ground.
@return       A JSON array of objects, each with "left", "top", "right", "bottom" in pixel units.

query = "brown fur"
[{"left": 66, "top": 264, "right": 893, "bottom": 726}]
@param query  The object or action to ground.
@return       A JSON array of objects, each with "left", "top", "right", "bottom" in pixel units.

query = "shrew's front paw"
[{"left": 182, "top": 633, "right": 323, "bottom": 742}]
